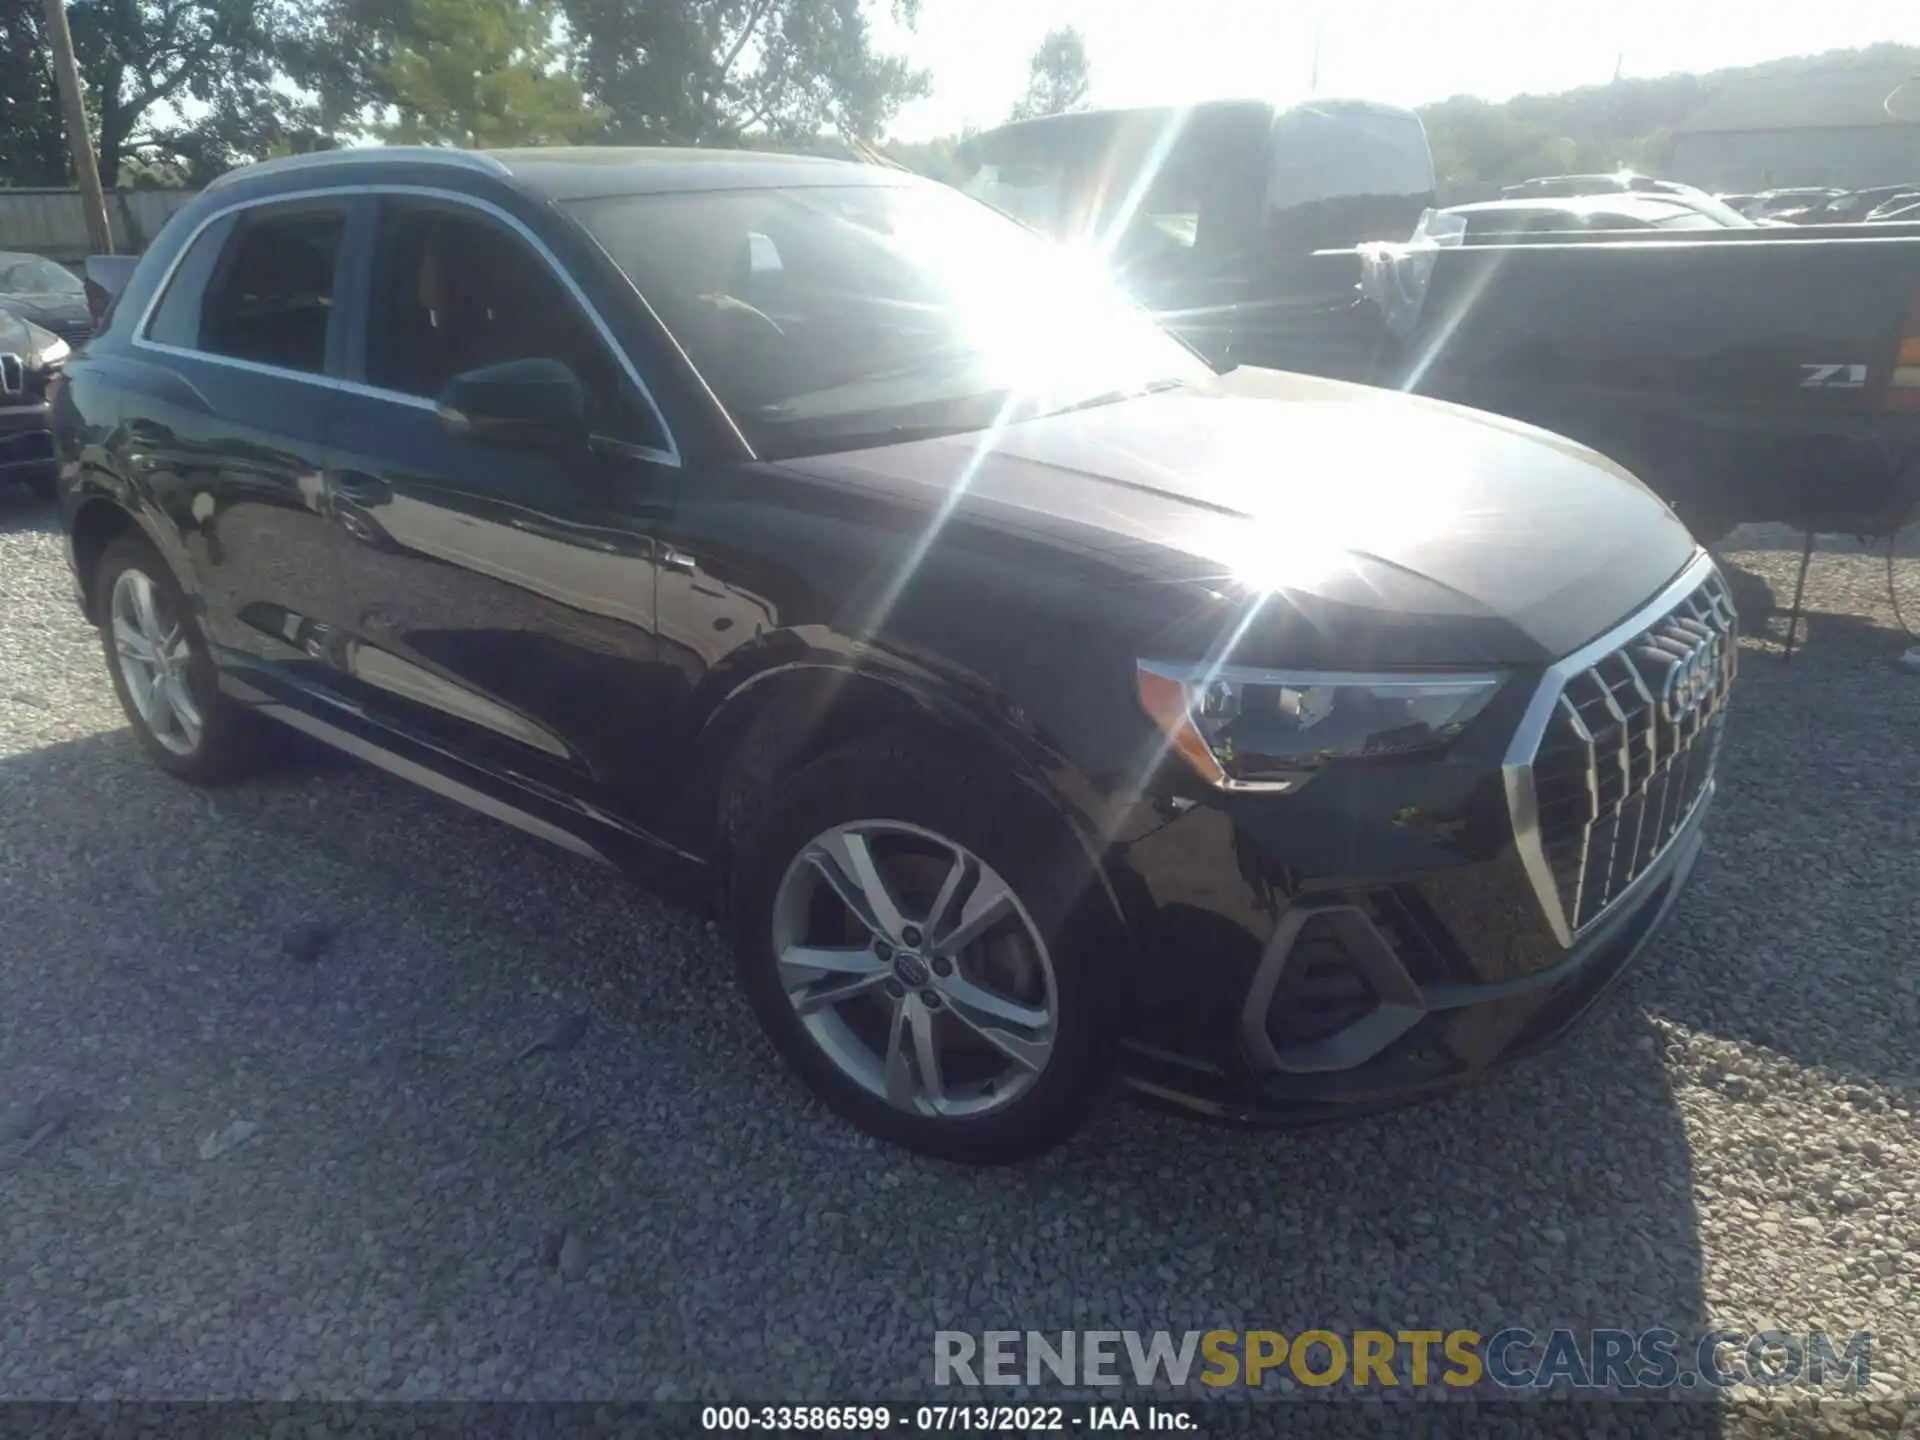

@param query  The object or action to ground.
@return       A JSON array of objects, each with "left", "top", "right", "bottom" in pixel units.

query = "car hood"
[
  {"left": 0, "top": 292, "right": 86, "bottom": 328},
  {"left": 777, "top": 368, "right": 1699, "bottom": 666}
]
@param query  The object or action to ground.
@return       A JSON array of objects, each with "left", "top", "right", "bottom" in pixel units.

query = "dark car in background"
[
  {"left": 1793, "top": 185, "right": 1920, "bottom": 224},
  {"left": 1867, "top": 195, "right": 1920, "bottom": 223},
  {"left": 0, "top": 305, "right": 73, "bottom": 499},
  {"left": 1501, "top": 172, "right": 1690, "bottom": 199},
  {"left": 0, "top": 251, "right": 93, "bottom": 349},
  {"left": 1748, "top": 187, "right": 1848, "bottom": 222},
  {"left": 1442, "top": 195, "right": 1737, "bottom": 238},
  {"left": 54, "top": 146, "right": 1734, "bottom": 1162}
]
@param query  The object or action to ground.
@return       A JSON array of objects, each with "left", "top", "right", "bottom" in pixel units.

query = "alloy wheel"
[
  {"left": 110, "top": 567, "right": 203, "bottom": 756},
  {"left": 769, "top": 820, "right": 1058, "bottom": 1119}
]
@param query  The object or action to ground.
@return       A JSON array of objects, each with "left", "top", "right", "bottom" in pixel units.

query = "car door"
[
  {"left": 124, "top": 196, "right": 358, "bottom": 677},
  {"left": 320, "top": 190, "right": 683, "bottom": 826}
]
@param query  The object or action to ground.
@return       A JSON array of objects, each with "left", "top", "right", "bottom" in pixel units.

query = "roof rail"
[{"left": 205, "top": 146, "right": 512, "bottom": 190}]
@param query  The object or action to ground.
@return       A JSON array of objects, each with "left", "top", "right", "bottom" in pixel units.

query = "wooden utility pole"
[{"left": 39, "top": 0, "right": 114, "bottom": 254}]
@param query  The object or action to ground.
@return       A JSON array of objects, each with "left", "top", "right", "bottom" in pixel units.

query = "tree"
[
  {"left": 556, "top": 0, "right": 929, "bottom": 145},
  {"left": 1, "top": 0, "right": 68, "bottom": 184},
  {"left": 0, "top": 0, "right": 323, "bottom": 186},
  {"left": 883, "top": 125, "right": 974, "bottom": 183},
  {"left": 1419, "top": 42, "right": 1920, "bottom": 188},
  {"left": 1008, "top": 25, "right": 1088, "bottom": 122},
  {"left": 372, "top": 0, "right": 599, "bottom": 147}
]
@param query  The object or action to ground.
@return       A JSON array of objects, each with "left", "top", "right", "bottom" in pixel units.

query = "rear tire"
[
  {"left": 94, "top": 535, "right": 271, "bottom": 784},
  {"left": 727, "top": 731, "right": 1119, "bottom": 1164}
]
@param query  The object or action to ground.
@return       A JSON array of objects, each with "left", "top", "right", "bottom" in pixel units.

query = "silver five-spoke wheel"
[
  {"left": 770, "top": 820, "right": 1058, "bottom": 1119},
  {"left": 110, "top": 567, "right": 202, "bottom": 756}
]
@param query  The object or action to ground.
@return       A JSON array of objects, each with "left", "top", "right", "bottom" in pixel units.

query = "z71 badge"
[{"left": 1800, "top": 363, "right": 1869, "bottom": 389}]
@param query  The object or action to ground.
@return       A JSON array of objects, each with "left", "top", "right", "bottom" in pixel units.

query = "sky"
[{"left": 877, "top": 0, "right": 1920, "bottom": 140}]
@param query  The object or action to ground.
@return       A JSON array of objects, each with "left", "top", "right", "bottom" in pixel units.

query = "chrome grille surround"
[{"left": 1502, "top": 551, "right": 1736, "bottom": 947}]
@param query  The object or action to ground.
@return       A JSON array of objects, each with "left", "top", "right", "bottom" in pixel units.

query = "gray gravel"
[{"left": 4, "top": 487, "right": 1920, "bottom": 1413}]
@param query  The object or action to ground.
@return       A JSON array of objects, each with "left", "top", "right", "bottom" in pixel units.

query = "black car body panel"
[
  {"left": 52, "top": 146, "right": 1732, "bottom": 1125},
  {"left": 961, "top": 106, "right": 1920, "bottom": 535},
  {"left": 1379, "top": 225, "right": 1920, "bottom": 533}
]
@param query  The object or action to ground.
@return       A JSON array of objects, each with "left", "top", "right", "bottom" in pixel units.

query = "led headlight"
[
  {"left": 1136, "top": 661, "right": 1503, "bottom": 790},
  {"left": 24, "top": 320, "right": 68, "bottom": 368}
]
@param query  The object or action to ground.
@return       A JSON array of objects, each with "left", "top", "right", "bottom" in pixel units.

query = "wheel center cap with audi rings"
[{"left": 893, "top": 952, "right": 931, "bottom": 988}]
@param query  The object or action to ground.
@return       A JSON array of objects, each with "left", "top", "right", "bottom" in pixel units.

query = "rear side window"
[{"left": 145, "top": 204, "right": 346, "bottom": 375}]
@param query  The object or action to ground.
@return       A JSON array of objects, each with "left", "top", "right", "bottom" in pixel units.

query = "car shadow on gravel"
[
  {"left": 1629, "top": 611, "right": 1920, "bottom": 1107},
  {"left": 0, "top": 487, "right": 60, "bottom": 535},
  {"left": 0, "top": 725, "right": 1717, "bottom": 1411}
]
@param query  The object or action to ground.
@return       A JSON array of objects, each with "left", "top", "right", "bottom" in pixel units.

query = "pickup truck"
[{"left": 958, "top": 101, "right": 1920, "bottom": 541}]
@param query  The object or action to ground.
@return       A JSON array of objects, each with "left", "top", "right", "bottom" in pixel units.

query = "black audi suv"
[{"left": 50, "top": 147, "right": 1736, "bottom": 1162}]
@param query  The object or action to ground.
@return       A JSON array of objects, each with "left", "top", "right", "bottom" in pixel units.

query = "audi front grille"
[{"left": 1505, "top": 554, "right": 1736, "bottom": 945}]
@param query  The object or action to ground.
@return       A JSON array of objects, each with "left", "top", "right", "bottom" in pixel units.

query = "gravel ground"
[{"left": 3, "top": 490, "right": 1919, "bottom": 1426}]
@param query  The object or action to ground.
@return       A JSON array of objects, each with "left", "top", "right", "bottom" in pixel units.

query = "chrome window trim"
[
  {"left": 1500, "top": 547, "right": 1723, "bottom": 947},
  {"left": 129, "top": 182, "right": 681, "bottom": 467},
  {"left": 566, "top": 217, "right": 757, "bottom": 460}
]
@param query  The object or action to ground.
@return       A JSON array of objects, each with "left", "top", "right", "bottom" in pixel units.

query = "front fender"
[{"left": 677, "top": 628, "right": 1126, "bottom": 920}]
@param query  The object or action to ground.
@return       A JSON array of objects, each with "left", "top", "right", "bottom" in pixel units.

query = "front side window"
[
  {"left": 181, "top": 207, "right": 347, "bottom": 374},
  {"left": 360, "top": 199, "right": 662, "bottom": 447},
  {"left": 569, "top": 181, "right": 1207, "bottom": 459}
]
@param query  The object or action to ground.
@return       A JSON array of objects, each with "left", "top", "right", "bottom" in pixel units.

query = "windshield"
[
  {"left": 1650, "top": 210, "right": 1724, "bottom": 230},
  {"left": 1660, "top": 190, "right": 1753, "bottom": 227},
  {"left": 0, "top": 256, "right": 82, "bottom": 296},
  {"left": 568, "top": 182, "right": 1207, "bottom": 459}
]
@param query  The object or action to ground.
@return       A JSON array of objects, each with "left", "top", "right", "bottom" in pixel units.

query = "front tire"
[
  {"left": 727, "top": 732, "right": 1119, "bottom": 1164},
  {"left": 95, "top": 535, "right": 266, "bottom": 784}
]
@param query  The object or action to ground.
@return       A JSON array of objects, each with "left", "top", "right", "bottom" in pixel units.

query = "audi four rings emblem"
[
  {"left": 0, "top": 353, "right": 22, "bottom": 397},
  {"left": 1659, "top": 633, "right": 1721, "bottom": 724}
]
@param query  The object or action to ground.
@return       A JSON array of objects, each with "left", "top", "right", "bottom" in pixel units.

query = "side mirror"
[{"left": 437, "top": 358, "right": 587, "bottom": 447}]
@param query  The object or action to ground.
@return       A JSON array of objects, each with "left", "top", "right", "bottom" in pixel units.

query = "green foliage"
[
  {"left": 372, "top": 0, "right": 600, "bottom": 147},
  {"left": 0, "top": 0, "right": 68, "bottom": 185},
  {"left": 1420, "top": 42, "right": 1920, "bottom": 187},
  {"left": 882, "top": 128, "right": 972, "bottom": 182},
  {"left": 2, "top": 0, "right": 323, "bottom": 185},
  {"left": 556, "top": 0, "right": 929, "bottom": 145},
  {"left": 1009, "top": 25, "right": 1088, "bottom": 122}
]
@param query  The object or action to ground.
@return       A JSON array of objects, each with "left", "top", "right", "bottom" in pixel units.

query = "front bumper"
[
  {"left": 1118, "top": 790, "right": 1708, "bottom": 1124},
  {"left": 0, "top": 400, "right": 55, "bottom": 482},
  {"left": 1108, "top": 551, "right": 1732, "bottom": 1125}
]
